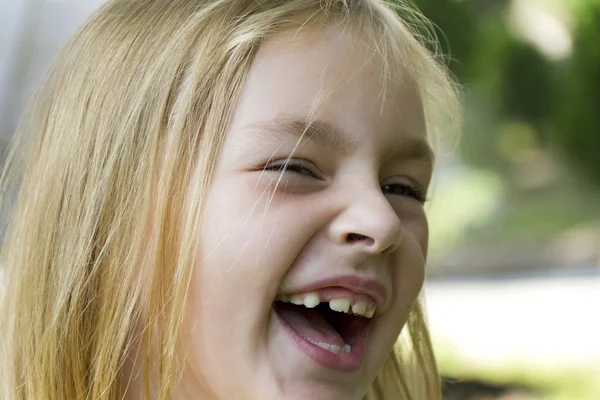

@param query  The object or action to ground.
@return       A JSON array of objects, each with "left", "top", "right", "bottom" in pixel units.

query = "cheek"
[
  {"left": 395, "top": 246, "right": 426, "bottom": 308},
  {"left": 196, "top": 176, "right": 316, "bottom": 297},
  {"left": 395, "top": 210, "right": 429, "bottom": 305},
  {"left": 368, "top": 239, "right": 426, "bottom": 374},
  {"left": 417, "top": 216, "right": 430, "bottom": 259},
  {"left": 400, "top": 206, "right": 429, "bottom": 259}
]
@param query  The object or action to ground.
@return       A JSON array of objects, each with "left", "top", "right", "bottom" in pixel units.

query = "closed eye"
[
  {"left": 263, "top": 160, "right": 321, "bottom": 179},
  {"left": 382, "top": 182, "right": 427, "bottom": 203}
]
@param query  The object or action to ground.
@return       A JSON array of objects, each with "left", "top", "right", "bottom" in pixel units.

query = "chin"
[{"left": 275, "top": 380, "right": 365, "bottom": 400}]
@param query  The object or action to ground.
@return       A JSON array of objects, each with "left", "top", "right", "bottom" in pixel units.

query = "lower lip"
[{"left": 274, "top": 310, "right": 369, "bottom": 372}]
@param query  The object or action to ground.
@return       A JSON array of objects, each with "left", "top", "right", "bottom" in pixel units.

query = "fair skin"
[
  {"left": 180, "top": 25, "right": 433, "bottom": 400},
  {"left": 123, "top": 25, "right": 432, "bottom": 400}
]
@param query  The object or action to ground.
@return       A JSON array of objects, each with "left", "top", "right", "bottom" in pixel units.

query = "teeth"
[
  {"left": 302, "top": 336, "right": 352, "bottom": 355},
  {"left": 277, "top": 293, "right": 376, "bottom": 319},
  {"left": 303, "top": 293, "right": 320, "bottom": 308},
  {"left": 351, "top": 301, "right": 368, "bottom": 316},
  {"left": 329, "top": 298, "right": 351, "bottom": 313},
  {"left": 316, "top": 342, "right": 331, "bottom": 352}
]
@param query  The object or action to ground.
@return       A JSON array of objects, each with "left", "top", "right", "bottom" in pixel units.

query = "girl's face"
[{"left": 187, "top": 26, "right": 431, "bottom": 400}]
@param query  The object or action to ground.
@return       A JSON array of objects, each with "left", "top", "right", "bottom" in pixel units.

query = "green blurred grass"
[
  {"left": 436, "top": 341, "right": 600, "bottom": 399},
  {"left": 427, "top": 164, "right": 600, "bottom": 253}
]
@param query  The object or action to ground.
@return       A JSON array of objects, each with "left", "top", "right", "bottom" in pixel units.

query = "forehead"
[{"left": 227, "top": 24, "right": 428, "bottom": 157}]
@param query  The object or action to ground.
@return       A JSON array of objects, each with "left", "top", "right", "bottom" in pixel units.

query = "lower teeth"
[{"left": 303, "top": 336, "right": 351, "bottom": 355}]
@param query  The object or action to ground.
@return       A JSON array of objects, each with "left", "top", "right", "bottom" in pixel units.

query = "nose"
[{"left": 328, "top": 184, "right": 403, "bottom": 255}]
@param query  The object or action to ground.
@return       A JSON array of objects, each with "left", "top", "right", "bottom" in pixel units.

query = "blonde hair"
[{"left": 0, "top": 1, "right": 461, "bottom": 399}]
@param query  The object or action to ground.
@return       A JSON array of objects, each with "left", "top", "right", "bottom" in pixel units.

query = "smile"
[{"left": 273, "top": 287, "right": 378, "bottom": 372}]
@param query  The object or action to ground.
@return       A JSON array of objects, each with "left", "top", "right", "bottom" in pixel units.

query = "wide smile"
[{"left": 272, "top": 287, "right": 378, "bottom": 372}]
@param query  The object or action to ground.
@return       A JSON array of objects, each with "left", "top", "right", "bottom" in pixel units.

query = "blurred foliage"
[
  {"left": 553, "top": 3, "right": 600, "bottom": 186},
  {"left": 407, "top": 4, "right": 600, "bottom": 397},
  {"left": 426, "top": 166, "right": 504, "bottom": 250},
  {"left": 411, "top": 0, "right": 600, "bottom": 189},
  {"left": 436, "top": 340, "right": 600, "bottom": 399}
]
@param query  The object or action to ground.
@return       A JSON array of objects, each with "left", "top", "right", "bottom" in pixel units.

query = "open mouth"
[{"left": 273, "top": 289, "right": 376, "bottom": 371}]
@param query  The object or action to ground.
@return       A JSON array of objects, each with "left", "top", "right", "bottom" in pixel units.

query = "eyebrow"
[
  {"left": 388, "top": 134, "right": 436, "bottom": 166},
  {"left": 245, "top": 118, "right": 357, "bottom": 156},
  {"left": 245, "top": 117, "right": 434, "bottom": 165}
]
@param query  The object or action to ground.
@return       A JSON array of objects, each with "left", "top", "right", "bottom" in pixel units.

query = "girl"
[{"left": 0, "top": 0, "right": 461, "bottom": 399}]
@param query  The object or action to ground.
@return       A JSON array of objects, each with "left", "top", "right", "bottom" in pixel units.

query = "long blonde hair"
[{"left": 0, "top": 1, "right": 461, "bottom": 399}]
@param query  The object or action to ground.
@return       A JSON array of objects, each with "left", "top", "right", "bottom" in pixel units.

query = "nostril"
[
  {"left": 346, "top": 233, "right": 373, "bottom": 245},
  {"left": 346, "top": 233, "right": 365, "bottom": 241}
]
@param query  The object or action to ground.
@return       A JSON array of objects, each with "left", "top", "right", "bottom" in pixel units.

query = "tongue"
[{"left": 275, "top": 303, "right": 346, "bottom": 347}]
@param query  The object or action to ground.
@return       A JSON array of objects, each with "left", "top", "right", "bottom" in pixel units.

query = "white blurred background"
[{"left": 0, "top": 0, "right": 106, "bottom": 144}]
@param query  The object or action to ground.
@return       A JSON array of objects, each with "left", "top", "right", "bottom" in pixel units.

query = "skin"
[{"left": 181, "top": 25, "right": 432, "bottom": 400}]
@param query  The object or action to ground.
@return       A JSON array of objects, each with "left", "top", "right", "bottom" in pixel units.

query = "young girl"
[{"left": 0, "top": 0, "right": 461, "bottom": 399}]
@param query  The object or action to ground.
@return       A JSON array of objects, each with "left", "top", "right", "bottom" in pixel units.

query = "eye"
[
  {"left": 382, "top": 182, "right": 427, "bottom": 203},
  {"left": 264, "top": 159, "right": 321, "bottom": 179}
]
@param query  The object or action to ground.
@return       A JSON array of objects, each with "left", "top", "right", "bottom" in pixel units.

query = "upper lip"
[{"left": 283, "top": 274, "right": 388, "bottom": 311}]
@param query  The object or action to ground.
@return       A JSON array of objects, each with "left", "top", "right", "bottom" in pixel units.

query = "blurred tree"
[
  {"left": 500, "top": 40, "right": 553, "bottom": 131},
  {"left": 410, "top": 0, "right": 478, "bottom": 81},
  {"left": 409, "top": 0, "right": 600, "bottom": 189},
  {"left": 552, "top": 2, "right": 600, "bottom": 187}
]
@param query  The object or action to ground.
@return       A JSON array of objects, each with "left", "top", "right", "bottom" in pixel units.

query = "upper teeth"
[{"left": 278, "top": 292, "right": 376, "bottom": 318}]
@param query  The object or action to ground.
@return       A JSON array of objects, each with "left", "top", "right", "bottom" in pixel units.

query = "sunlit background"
[{"left": 1, "top": 1, "right": 599, "bottom": 399}]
